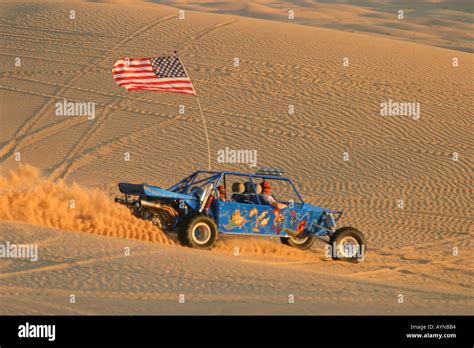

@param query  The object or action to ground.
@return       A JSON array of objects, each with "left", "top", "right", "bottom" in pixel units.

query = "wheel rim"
[
  {"left": 192, "top": 222, "right": 211, "bottom": 245},
  {"left": 337, "top": 236, "right": 359, "bottom": 258}
]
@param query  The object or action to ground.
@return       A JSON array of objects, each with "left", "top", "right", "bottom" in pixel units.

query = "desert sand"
[
  {"left": 157, "top": 0, "right": 474, "bottom": 52},
  {"left": 0, "top": 0, "right": 472, "bottom": 314}
]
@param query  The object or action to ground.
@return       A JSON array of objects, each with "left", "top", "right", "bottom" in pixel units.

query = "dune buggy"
[{"left": 115, "top": 168, "right": 366, "bottom": 262}]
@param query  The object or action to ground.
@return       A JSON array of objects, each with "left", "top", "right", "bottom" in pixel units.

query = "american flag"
[{"left": 112, "top": 56, "right": 196, "bottom": 96}]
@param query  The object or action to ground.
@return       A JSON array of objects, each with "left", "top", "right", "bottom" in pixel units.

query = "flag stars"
[{"left": 151, "top": 57, "right": 187, "bottom": 78}]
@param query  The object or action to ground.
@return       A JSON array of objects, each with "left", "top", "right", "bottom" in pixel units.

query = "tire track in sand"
[
  {"left": 49, "top": 19, "right": 240, "bottom": 180},
  {"left": 0, "top": 15, "right": 177, "bottom": 162},
  {"left": 0, "top": 248, "right": 162, "bottom": 280}
]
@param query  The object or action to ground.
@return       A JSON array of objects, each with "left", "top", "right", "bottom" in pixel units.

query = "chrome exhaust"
[{"left": 140, "top": 200, "right": 163, "bottom": 209}]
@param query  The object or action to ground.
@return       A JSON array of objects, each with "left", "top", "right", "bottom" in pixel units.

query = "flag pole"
[
  {"left": 194, "top": 97, "right": 212, "bottom": 171},
  {"left": 176, "top": 51, "right": 212, "bottom": 170}
]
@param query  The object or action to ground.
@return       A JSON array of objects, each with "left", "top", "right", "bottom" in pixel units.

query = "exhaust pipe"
[
  {"left": 140, "top": 200, "right": 163, "bottom": 209},
  {"left": 139, "top": 199, "right": 178, "bottom": 219},
  {"left": 115, "top": 197, "right": 131, "bottom": 207}
]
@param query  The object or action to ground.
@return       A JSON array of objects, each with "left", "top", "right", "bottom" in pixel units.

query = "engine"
[{"left": 116, "top": 196, "right": 179, "bottom": 231}]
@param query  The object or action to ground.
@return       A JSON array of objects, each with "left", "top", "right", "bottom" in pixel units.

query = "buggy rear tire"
[
  {"left": 280, "top": 235, "right": 315, "bottom": 250},
  {"left": 329, "top": 227, "right": 365, "bottom": 262},
  {"left": 177, "top": 214, "right": 218, "bottom": 250}
]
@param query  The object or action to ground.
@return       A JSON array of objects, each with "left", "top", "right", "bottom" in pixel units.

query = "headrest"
[
  {"left": 244, "top": 182, "right": 262, "bottom": 194},
  {"left": 232, "top": 183, "right": 245, "bottom": 193}
]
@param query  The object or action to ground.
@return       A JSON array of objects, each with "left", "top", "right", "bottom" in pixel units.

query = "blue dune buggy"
[{"left": 115, "top": 169, "right": 366, "bottom": 262}]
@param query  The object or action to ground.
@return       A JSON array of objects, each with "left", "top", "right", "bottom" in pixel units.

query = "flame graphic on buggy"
[{"left": 249, "top": 208, "right": 270, "bottom": 232}]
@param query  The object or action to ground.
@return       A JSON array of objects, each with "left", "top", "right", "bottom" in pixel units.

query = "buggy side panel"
[{"left": 217, "top": 201, "right": 319, "bottom": 237}]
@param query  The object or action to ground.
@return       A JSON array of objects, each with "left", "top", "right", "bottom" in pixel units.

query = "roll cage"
[{"left": 168, "top": 170, "right": 305, "bottom": 205}]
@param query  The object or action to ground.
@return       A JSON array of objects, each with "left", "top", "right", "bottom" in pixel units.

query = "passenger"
[
  {"left": 217, "top": 185, "right": 226, "bottom": 201},
  {"left": 259, "top": 181, "right": 287, "bottom": 210}
]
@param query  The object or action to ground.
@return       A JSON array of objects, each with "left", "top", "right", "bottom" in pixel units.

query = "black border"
[{"left": 1, "top": 315, "right": 472, "bottom": 346}]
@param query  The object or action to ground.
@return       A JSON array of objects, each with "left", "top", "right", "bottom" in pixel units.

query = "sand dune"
[
  {"left": 153, "top": 0, "right": 474, "bottom": 52},
  {"left": 0, "top": 1, "right": 472, "bottom": 314},
  {"left": 0, "top": 221, "right": 472, "bottom": 314}
]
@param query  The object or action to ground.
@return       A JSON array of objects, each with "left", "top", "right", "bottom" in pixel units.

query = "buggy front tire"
[
  {"left": 280, "top": 235, "right": 315, "bottom": 250},
  {"left": 329, "top": 227, "right": 365, "bottom": 262},
  {"left": 177, "top": 214, "right": 218, "bottom": 250}
]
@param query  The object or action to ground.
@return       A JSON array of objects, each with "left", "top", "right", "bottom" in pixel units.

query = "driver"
[
  {"left": 259, "top": 181, "right": 287, "bottom": 210},
  {"left": 217, "top": 185, "right": 226, "bottom": 201}
]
